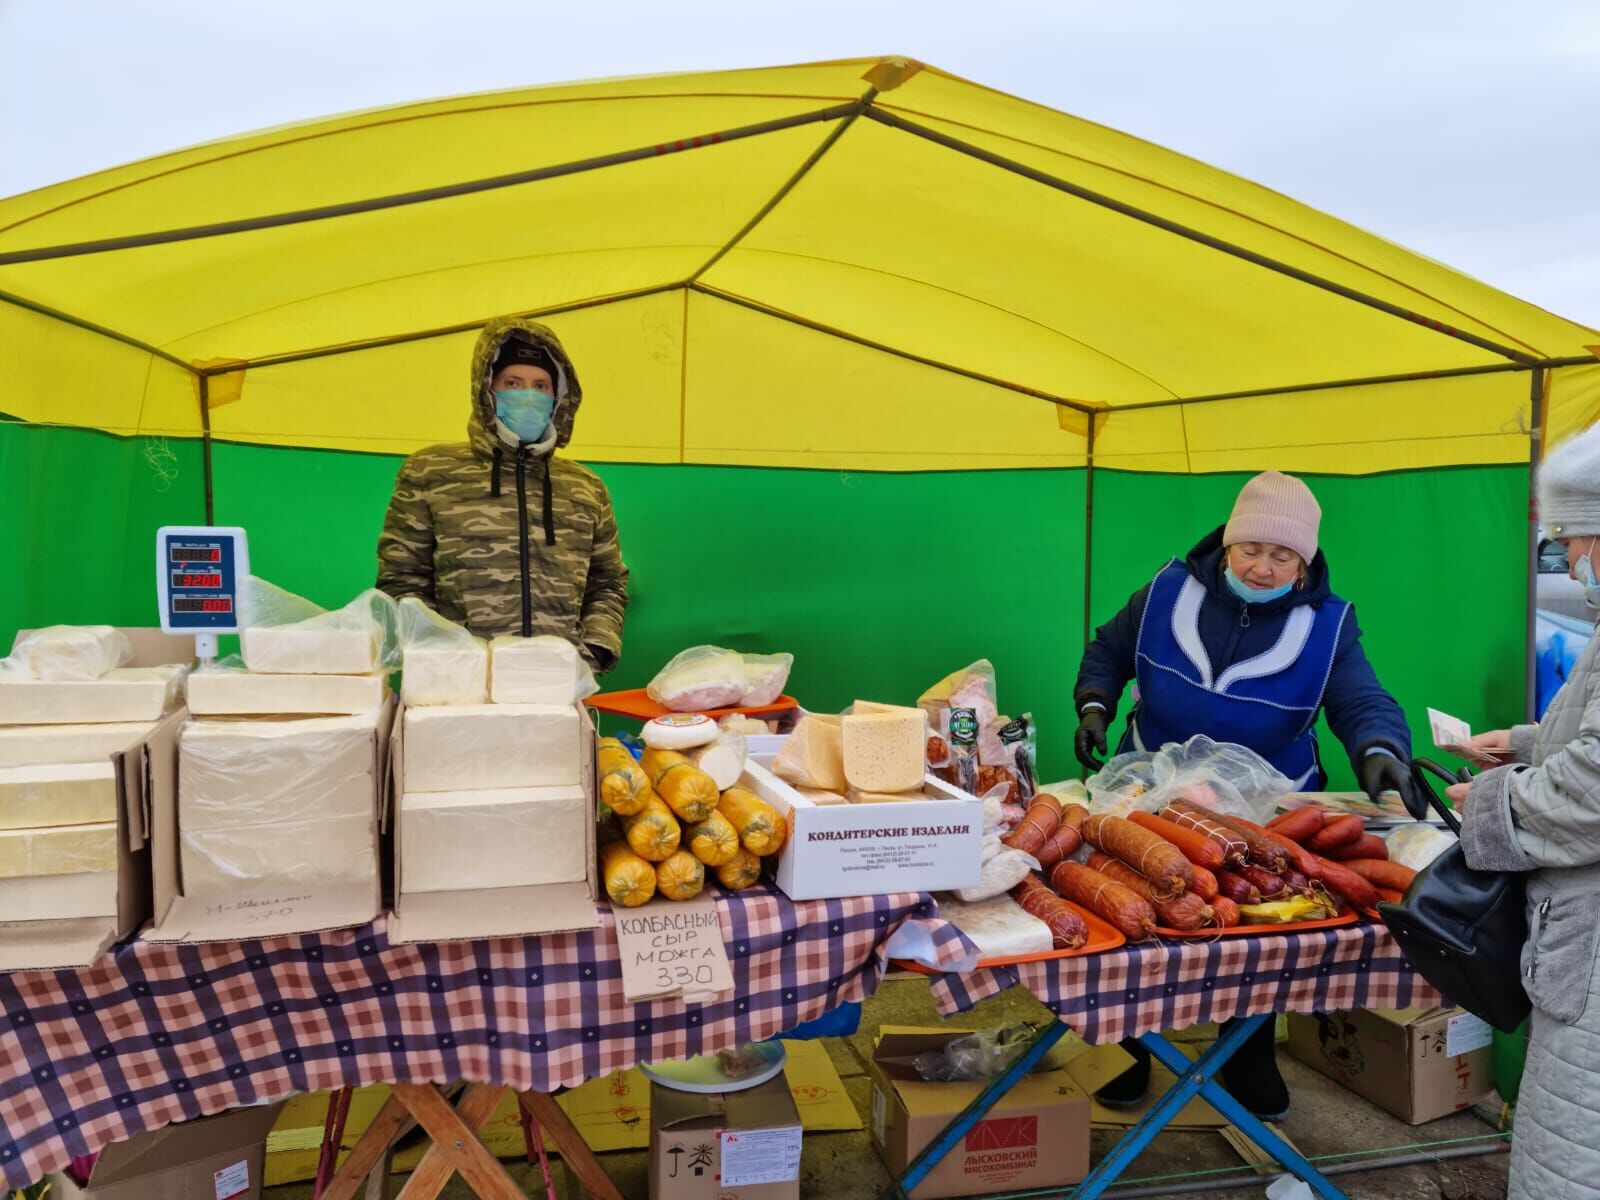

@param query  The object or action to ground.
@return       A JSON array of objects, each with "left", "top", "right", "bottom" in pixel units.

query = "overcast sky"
[{"left": 2, "top": 0, "right": 1596, "bottom": 328}]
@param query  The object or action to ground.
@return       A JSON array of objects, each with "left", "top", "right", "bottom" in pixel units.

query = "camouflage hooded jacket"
[{"left": 376, "top": 318, "right": 629, "bottom": 671}]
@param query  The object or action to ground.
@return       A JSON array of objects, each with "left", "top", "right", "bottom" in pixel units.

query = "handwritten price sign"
[{"left": 614, "top": 894, "right": 734, "bottom": 1003}]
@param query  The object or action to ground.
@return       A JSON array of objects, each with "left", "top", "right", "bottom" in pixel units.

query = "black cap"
[{"left": 493, "top": 337, "right": 556, "bottom": 378}]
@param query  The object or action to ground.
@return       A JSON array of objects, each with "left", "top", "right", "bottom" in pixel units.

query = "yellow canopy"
[{"left": 2, "top": 56, "right": 1596, "bottom": 472}]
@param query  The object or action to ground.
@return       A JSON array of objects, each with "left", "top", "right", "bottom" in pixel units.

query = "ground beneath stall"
[{"left": 265, "top": 979, "right": 1512, "bottom": 1200}]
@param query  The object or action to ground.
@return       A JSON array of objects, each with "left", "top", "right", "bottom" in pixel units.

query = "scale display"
[{"left": 155, "top": 526, "right": 249, "bottom": 638}]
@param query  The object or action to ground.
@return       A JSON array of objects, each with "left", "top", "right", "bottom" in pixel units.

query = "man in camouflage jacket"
[{"left": 376, "top": 317, "right": 629, "bottom": 672}]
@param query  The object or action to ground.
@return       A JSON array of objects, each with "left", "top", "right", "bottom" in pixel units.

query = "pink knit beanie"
[{"left": 1224, "top": 471, "right": 1321, "bottom": 564}]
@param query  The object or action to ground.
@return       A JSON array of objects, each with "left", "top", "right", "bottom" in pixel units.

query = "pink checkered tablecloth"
[
  {"left": 925, "top": 919, "right": 1443, "bottom": 1042},
  {"left": 0, "top": 885, "right": 962, "bottom": 1189}
]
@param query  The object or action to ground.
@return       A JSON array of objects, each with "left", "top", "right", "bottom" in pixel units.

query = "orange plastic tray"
[
  {"left": 585, "top": 688, "right": 800, "bottom": 722},
  {"left": 897, "top": 898, "right": 1125, "bottom": 974},
  {"left": 1155, "top": 909, "right": 1360, "bottom": 939}
]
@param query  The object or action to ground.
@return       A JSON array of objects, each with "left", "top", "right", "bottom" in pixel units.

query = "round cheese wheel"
[{"left": 642, "top": 713, "right": 720, "bottom": 750}]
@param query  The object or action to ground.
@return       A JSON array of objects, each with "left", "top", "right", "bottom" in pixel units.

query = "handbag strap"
[{"left": 1410, "top": 757, "right": 1469, "bottom": 835}]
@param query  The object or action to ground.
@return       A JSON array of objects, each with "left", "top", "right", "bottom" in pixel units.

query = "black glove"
[
  {"left": 1358, "top": 751, "right": 1416, "bottom": 810},
  {"left": 1075, "top": 707, "right": 1109, "bottom": 772}
]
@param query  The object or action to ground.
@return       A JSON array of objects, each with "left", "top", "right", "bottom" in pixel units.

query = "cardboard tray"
[
  {"left": 586, "top": 688, "right": 800, "bottom": 722},
  {"left": 897, "top": 898, "right": 1125, "bottom": 974},
  {"left": 1154, "top": 909, "right": 1360, "bottom": 939}
]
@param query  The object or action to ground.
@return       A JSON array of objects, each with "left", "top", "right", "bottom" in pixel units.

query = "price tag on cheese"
[{"left": 614, "top": 893, "right": 735, "bottom": 1004}]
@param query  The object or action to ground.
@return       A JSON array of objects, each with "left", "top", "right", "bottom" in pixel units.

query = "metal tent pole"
[{"left": 1526, "top": 366, "right": 1546, "bottom": 722}]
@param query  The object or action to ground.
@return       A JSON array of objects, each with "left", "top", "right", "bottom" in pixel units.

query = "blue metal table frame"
[{"left": 891, "top": 1014, "right": 1346, "bottom": 1200}]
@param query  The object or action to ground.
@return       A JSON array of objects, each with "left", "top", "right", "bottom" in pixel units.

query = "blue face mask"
[
  {"left": 1224, "top": 566, "right": 1292, "bottom": 605},
  {"left": 1577, "top": 542, "right": 1600, "bottom": 610},
  {"left": 495, "top": 388, "right": 555, "bottom": 444}
]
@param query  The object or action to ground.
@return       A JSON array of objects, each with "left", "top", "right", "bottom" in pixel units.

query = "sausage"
[
  {"left": 1082, "top": 813, "right": 1193, "bottom": 900},
  {"left": 1084, "top": 852, "right": 1221, "bottom": 933},
  {"left": 1158, "top": 802, "right": 1248, "bottom": 866},
  {"left": 1236, "top": 864, "right": 1288, "bottom": 898},
  {"left": 1327, "top": 833, "right": 1389, "bottom": 862},
  {"left": 1035, "top": 804, "right": 1091, "bottom": 869},
  {"left": 1127, "top": 811, "right": 1226, "bottom": 869},
  {"left": 1309, "top": 853, "right": 1380, "bottom": 909},
  {"left": 1211, "top": 895, "right": 1242, "bottom": 928},
  {"left": 1048, "top": 861, "right": 1156, "bottom": 941},
  {"left": 1265, "top": 806, "right": 1325, "bottom": 842},
  {"left": 1281, "top": 869, "right": 1312, "bottom": 895},
  {"left": 1214, "top": 868, "right": 1262, "bottom": 906},
  {"left": 1011, "top": 877, "right": 1089, "bottom": 949},
  {"left": 1306, "top": 813, "right": 1365, "bottom": 852},
  {"left": 1180, "top": 805, "right": 1291, "bottom": 873},
  {"left": 1187, "top": 863, "right": 1219, "bottom": 900},
  {"left": 1002, "top": 796, "right": 1063, "bottom": 854},
  {"left": 1336, "top": 858, "right": 1417, "bottom": 892},
  {"left": 1264, "top": 828, "right": 1324, "bottom": 880}
]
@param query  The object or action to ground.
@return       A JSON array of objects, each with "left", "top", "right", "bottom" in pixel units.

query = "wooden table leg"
[
  {"left": 321, "top": 1093, "right": 415, "bottom": 1200},
  {"left": 394, "top": 1084, "right": 514, "bottom": 1199},
  {"left": 517, "top": 1091, "right": 624, "bottom": 1200},
  {"left": 392, "top": 1083, "right": 528, "bottom": 1200}
]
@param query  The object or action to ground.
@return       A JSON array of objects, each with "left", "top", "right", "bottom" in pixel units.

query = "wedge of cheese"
[
  {"left": 0, "top": 666, "right": 185, "bottom": 725},
  {"left": 771, "top": 715, "right": 845, "bottom": 792},
  {"left": 0, "top": 763, "right": 118, "bottom": 830},
  {"left": 0, "top": 723, "right": 153, "bottom": 768},
  {"left": 400, "top": 785, "right": 587, "bottom": 893},
  {"left": 401, "top": 641, "right": 489, "bottom": 706},
  {"left": 490, "top": 636, "right": 582, "bottom": 704},
  {"left": 847, "top": 788, "right": 927, "bottom": 804},
  {"left": 403, "top": 704, "right": 580, "bottom": 793},
  {"left": 842, "top": 710, "right": 925, "bottom": 793},
  {"left": 186, "top": 670, "right": 387, "bottom": 716},
  {"left": 0, "top": 821, "right": 118, "bottom": 878},
  {"left": 0, "top": 870, "right": 118, "bottom": 920},
  {"left": 242, "top": 625, "right": 378, "bottom": 675}
]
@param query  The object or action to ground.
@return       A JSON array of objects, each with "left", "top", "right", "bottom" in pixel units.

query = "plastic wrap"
[
  {"left": 0, "top": 822, "right": 118, "bottom": 878},
  {"left": 6, "top": 626, "right": 132, "bottom": 681},
  {"left": 187, "top": 661, "right": 387, "bottom": 716},
  {"left": 490, "top": 635, "right": 597, "bottom": 704},
  {"left": 771, "top": 714, "right": 845, "bottom": 791},
  {"left": 913, "top": 1023, "right": 1035, "bottom": 1082},
  {"left": 938, "top": 895, "right": 1053, "bottom": 960},
  {"left": 1385, "top": 823, "right": 1458, "bottom": 872},
  {"left": 952, "top": 847, "right": 1039, "bottom": 903},
  {"left": 0, "top": 763, "right": 118, "bottom": 829},
  {"left": 0, "top": 722, "right": 154, "bottom": 768},
  {"left": 400, "top": 785, "right": 587, "bottom": 893},
  {"left": 917, "top": 660, "right": 998, "bottom": 727},
  {"left": 239, "top": 578, "right": 399, "bottom": 675},
  {"left": 719, "top": 714, "right": 772, "bottom": 736},
  {"left": 1085, "top": 735, "right": 1288, "bottom": 823},
  {"left": 397, "top": 598, "right": 488, "bottom": 706},
  {"left": 686, "top": 731, "right": 747, "bottom": 790},
  {"left": 403, "top": 704, "right": 580, "bottom": 792},
  {"left": 0, "top": 665, "right": 187, "bottom": 725},
  {"left": 645, "top": 646, "right": 794, "bottom": 711},
  {"left": 178, "top": 713, "right": 378, "bottom": 898},
  {"left": 642, "top": 714, "right": 720, "bottom": 749}
]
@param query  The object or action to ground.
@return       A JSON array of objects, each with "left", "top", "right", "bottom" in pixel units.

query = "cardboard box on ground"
[
  {"left": 263, "top": 1040, "right": 859, "bottom": 1185},
  {"left": 48, "top": 1103, "right": 283, "bottom": 1200},
  {"left": 650, "top": 1076, "right": 801, "bottom": 1200}
]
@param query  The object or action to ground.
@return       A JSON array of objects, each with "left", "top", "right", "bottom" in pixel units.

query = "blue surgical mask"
[
  {"left": 1224, "top": 566, "right": 1292, "bottom": 605},
  {"left": 1577, "top": 541, "right": 1600, "bottom": 610},
  {"left": 495, "top": 388, "right": 554, "bottom": 444}
]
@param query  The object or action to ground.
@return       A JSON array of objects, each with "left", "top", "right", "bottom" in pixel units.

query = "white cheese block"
[
  {"left": 403, "top": 704, "right": 580, "bottom": 793},
  {"left": 851, "top": 699, "right": 924, "bottom": 718},
  {"left": 10, "top": 626, "right": 131, "bottom": 681},
  {"left": 686, "top": 734, "right": 746, "bottom": 790},
  {"left": 0, "top": 870, "right": 118, "bottom": 920},
  {"left": 400, "top": 785, "right": 587, "bottom": 893},
  {"left": 771, "top": 715, "right": 845, "bottom": 792},
  {"left": 0, "top": 821, "right": 118, "bottom": 878},
  {"left": 242, "top": 625, "right": 378, "bottom": 675},
  {"left": 181, "top": 812, "right": 376, "bottom": 900},
  {"left": 842, "top": 711, "right": 925, "bottom": 793},
  {"left": 0, "top": 666, "right": 185, "bottom": 725},
  {"left": 0, "top": 722, "right": 154, "bottom": 768},
  {"left": 180, "top": 714, "right": 377, "bottom": 830},
  {"left": 490, "top": 636, "right": 581, "bottom": 704},
  {"left": 0, "top": 763, "right": 118, "bottom": 830},
  {"left": 401, "top": 641, "right": 489, "bottom": 706},
  {"left": 186, "top": 670, "right": 387, "bottom": 716}
]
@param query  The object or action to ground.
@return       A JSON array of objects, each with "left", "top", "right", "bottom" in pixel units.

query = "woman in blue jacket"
[{"left": 1074, "top": 470, "right": 1416, "bottom": 1118}]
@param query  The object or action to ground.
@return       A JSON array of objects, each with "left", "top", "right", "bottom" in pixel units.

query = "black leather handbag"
[{"left": 1377, "top": 758, "right": 1531, "bottom": 1033}]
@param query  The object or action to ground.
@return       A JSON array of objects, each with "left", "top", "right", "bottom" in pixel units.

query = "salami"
[
  {"left": 1236, "top": 863, "right": 1288, "bottom": 898},
  {"left": 1048, "top": 861, "right": 1155, "bottom": 941},
  {"left": 1336, "top": 858, "right": 1416, "bottom": 892},
  {"left": 1306, "top": 813, "right": 1364, "bottom": 852},
  {"left": 1158, "top": 802, "right": 1247, "bottom": 866},
  {"left": 1179, "top": 805, "right": 1290, "bottom": 873},
  {"left": 1003, "top": 795, "right": 1063, "bottom": 854},
  {"left": 1265, "top": 806, "right": 1325, "bottom": 841},
  {"left": 1086, "top": 852, "right": 1213, "bottom": 931},
  {"left": 1211, "top": 895, "right": 1242, "bottom": 928},
  {"left": 1187, "top": 863, "right": 1219, "bottom": 900},
  {"left": 1011, "top": 876, "right": 1089, "bottom": 949},
  {"left": 1327, "top": 833, "right": 1389, "bottom": 862},
  {"left": 1082, "top": 813, "right": 1192, "bottom": 900},
  {"left": 1214, "top": 868, "right": 1262, "bottom": 906},
  {"left": 1310, "top": 853, "right": 1380, "bottom": 909},
  {"left": 1126, "top": 811, "right": 1226, "bottom": 869}
]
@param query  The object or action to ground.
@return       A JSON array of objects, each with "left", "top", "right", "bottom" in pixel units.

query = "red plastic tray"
[
  {"left": 585, "top": 688, "right": 800, "bottom": 722},
  {"left": 1154, "top": 909, "right": 1360, "bottom": 939},
  {"left": 1360, "top": 886, "right": 1405, "bottom": 921},
  {"left": 897, "top": 898, "right": 1125, "bottom": 974}
]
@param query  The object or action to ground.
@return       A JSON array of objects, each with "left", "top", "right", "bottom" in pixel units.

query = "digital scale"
[{"left": 155, "top": 526, "right": 249, "bottom": 663}]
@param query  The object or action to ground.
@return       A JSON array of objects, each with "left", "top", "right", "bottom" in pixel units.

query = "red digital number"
[{"left": 202, "top": 599, "right": 232, "bottom": 613}]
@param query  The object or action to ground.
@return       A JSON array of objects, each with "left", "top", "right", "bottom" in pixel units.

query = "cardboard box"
[
  {"left": 868, "top": 1028, "right": 1095, "bottom": 1200},
  {"left": 744, "top": 757, "right": 982, "bottom": 901},
  {"left": 48, "top": 1102, "right": 283, "bottom": 1200},
  {"left": 0, "top": 629, "right": 191, "bottom": 972},
  {"left": 385, "top": 702, "right": 599, "bottom": 943},
  {"left": 649, "top": 1075, "right": 802, "bottom": 1200},
  {"left": 144, "top": 698, "right": 393, "bottom": 943},
  {"left": 1285, "top": 1007, "right": 1495, "bottom": 1124}
]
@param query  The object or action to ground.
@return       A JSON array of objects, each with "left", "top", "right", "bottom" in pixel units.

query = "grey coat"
[{"left": 1461, "top": 626, "right": 1600, "bottom": 1199}]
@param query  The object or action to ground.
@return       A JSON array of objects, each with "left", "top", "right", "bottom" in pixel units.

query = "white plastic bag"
[
  {"left": 646, "top": 645, "right": 794, "bottom": 711},
  {"left": 239, "top": 577, "right": 401, "bottom": 674},
  {"left": 5, "top": 626, "right": 132, "bottom": 681},
  {"left": 1385, "top": 823, "right": 1457, "bottom": 871},
  {"left": 397, "top": 598, "right": 488, "bottom": 706},
  {"left": 953, "top": 847, "right": 1039, "bottom": 903},
  {"left": 1086, "top": 735, "right": 1290, "bottom": 824}
]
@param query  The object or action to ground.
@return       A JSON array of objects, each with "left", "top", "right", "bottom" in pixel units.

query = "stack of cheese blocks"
[
  {"left": 772, "top": 701, "right": 928, "bottom": 803},
  {"left": 179, "top": 621, "right": 386, "bottom": 899},
  {"left": 398, "top": 636, "right": 587, "bottom": 896},
  {"left": 0, "top": 627, "right": 186, "bottom": 920}
]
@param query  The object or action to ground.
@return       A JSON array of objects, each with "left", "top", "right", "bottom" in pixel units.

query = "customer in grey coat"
[{"left": 1454, "top": 421, "right": 1600, "bottom": 1200}]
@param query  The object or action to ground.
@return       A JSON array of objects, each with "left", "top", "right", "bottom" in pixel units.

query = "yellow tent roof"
[{"left": 2, "top": 56, "right": 1596, "bottom": 472}]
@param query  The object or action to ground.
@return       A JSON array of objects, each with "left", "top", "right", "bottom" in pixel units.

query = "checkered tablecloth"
[
  {"left": 0, "top": 886, "right": 962, "bottom": 1189},
  {"left": 927, "top": 920, "right": 1442, "bottom": 1043}
]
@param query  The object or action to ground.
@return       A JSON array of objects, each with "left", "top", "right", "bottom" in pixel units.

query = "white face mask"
[{"left": 1576, "top": 537, "right": 1600, "bottom": 610}]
